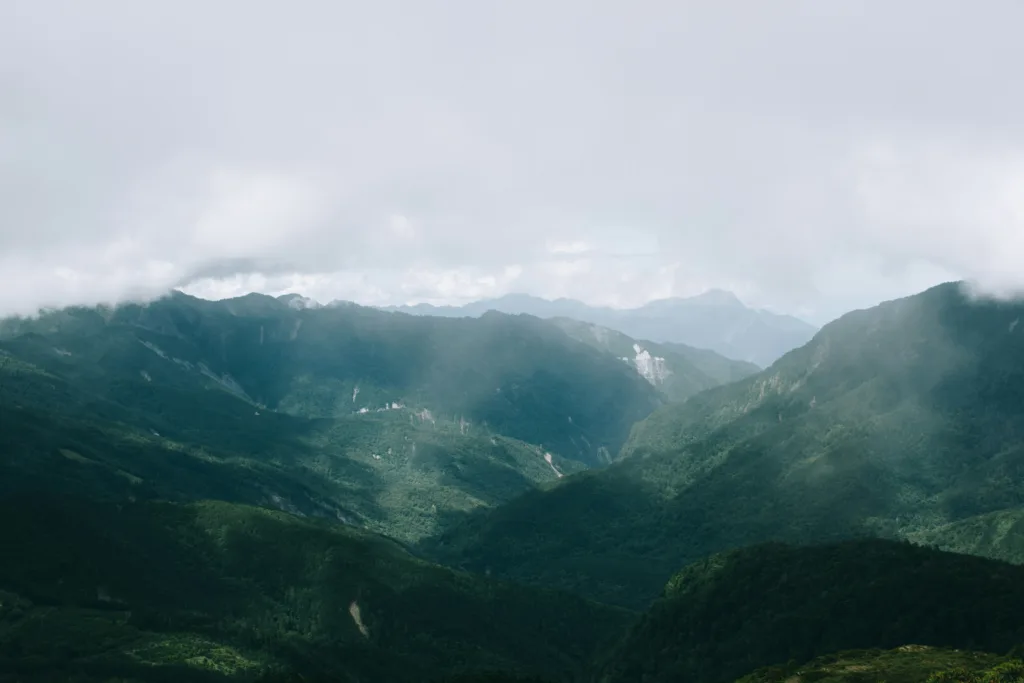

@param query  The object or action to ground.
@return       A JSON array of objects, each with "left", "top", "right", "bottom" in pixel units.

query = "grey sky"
[{"left": 3, "top": 1, "right": 1024, "bottom": 324}]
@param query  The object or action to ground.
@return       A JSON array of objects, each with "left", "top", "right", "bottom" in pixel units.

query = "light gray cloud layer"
[{"left": 4, "top": 1, "right": 1024, "bottom": 323}]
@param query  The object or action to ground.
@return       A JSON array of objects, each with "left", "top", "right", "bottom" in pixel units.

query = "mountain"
[
  {"left": 8, "top": 283, "right": 1024, "bottom": 681},
  {"left": 0, "top": 495, "right": 630, "bottom": 683},
  {"left": 1, "top": 291, "right": 661, "bottom": 466},
  {"left": 545, "top": 317, "right": 759, "bottom": 402},
  {"left": 425, "top": 282, "right": 1024, "bottom": 607},
  {"left": 0, "top": 292, "right": 663, "bottom": 544},
  {"left": 594, "top": 539, "right": 1024, "bottom": 683},
  {"left": 383, "top": 290, "right": 817, "bottom": 367}
]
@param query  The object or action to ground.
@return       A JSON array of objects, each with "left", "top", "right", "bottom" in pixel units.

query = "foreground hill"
[
  {"left": 594, "top": 540, "right": 1024, "bottom": 683},
  {"left": 0, "top": 496, "right": 630, "bottom": 683},
  {"left": 736, "top": 647, "right": 1021, "bottom": 683},
  {"left": 385, "top": 290, "right": 816, "bottom": 367},
  {"left": 426, "top": 282, "right": 1024, "bottom": 606}
]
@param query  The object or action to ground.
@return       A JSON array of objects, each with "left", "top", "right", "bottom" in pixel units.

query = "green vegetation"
[
  {"left": 0, "top": 357, "right": 585, "bottom": 544},
  {"left": 0, "top": 495, "right": 631, "bottom": 682},
  {"left": 154, "top": 293, "right": 662, "bottom": 461},
  {"left": 594, "top": 540, "right": 1024, "bottom": 683},
  {"left": 428, "top": 283, "right": 1024, "bottom": 606},
  {"left": 735, "top": 647, "right": 1018, "bottom": 683},
  {"left": 0, "top": 294, "right": 632, "bottom": 544},
  {"left": 910, "top": 509, "right": 1024, "bottom": 566}
]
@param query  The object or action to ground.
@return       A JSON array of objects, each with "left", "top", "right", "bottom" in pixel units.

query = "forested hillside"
[
  {"left": 427, "top": 283, "right": 1024, "bottom": 606},
  {"left": 547, "top": 317, "right": 759, "bottom": 402},
  {"left": 0, "top": 292, "right": 672, "bottom": 543},
  {"left": 0, "top": 495, "right": 630, "bottom": 683},
  {"left": 1, "top": 292, "right": 664, "bottom": 466},
  {"left": 594, "top": 540, "right": 1024, "bottom": 683}
]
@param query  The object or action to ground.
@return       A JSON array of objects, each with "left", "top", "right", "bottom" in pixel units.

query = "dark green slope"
[
  {"left": 547, "top": 317, "right": 759, "bottom": 402},
  {"left": 0, "top": 496, "right": 631, "bottom": 683},
  {"left": 735, "top": 647, "right": 1021, "bottom": 683},
  {"left": 909, "top": 508, "right": 1024, "bottom": 566},
  {"left": 426, "top": 282, "right": 1024, "bottom": 606},
  {"left": 595, "top": 540, "right": 1024, "bottom": 683}
]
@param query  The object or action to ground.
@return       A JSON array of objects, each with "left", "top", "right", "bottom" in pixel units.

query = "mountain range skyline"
[
  {"left": 86, "top": 286, "right": 816, "bottom": 367},
  {"left": 379, "top": 289, "right": 817, "bottom": 367},
  {"left": 182, "top": 281, "right": 928, "bottom": 329},
  {"left": 5, "top": 274, "right": 1024, "bottom": 681},
  {"left": 214, "top": 287, "right": 820, "bottom": 323}
]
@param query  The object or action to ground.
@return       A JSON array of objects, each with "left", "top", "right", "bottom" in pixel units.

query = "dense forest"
[{"left": 595, "top": 540, "right": 1024, "bottom": 683}]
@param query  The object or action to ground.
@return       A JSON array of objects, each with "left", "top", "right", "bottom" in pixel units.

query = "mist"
[{"left": 4, "top": 1, "right": 1024, "bottom": 322}]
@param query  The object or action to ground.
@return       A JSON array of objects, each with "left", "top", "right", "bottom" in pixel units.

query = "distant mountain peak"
[
  {"left": 383, "top": 290, "right": 816, "bottom": 366},
  {"left": 687, "top": 288, "right": 744, "bottom": 307}
]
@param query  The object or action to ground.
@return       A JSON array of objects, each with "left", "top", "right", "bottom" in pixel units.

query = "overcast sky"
[{"left": 4, "top": 1, "right": 1024, "bottom": 324}]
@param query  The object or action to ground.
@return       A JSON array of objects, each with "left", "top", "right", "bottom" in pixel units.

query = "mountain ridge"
[
  {"left": 381, "top": 290, "right": 816, "bottom": 366},
  {"left": 0, "top": 292, "right": 666, "bottom": 546}
]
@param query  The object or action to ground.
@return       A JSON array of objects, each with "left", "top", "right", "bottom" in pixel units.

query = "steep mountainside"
[
  {"left": 595, "top": 540, "right": 1024, "bottom": 683},
  {"left": 384, "top": 290, "right": 817, "bottom": 366},
  {"left": 0, "top": 495, "right": 630, "bottom": 683},
  {"left": 426, "top": 282, "right": 1024, "bottom": 606},
  {"left": 1, "top": 292, "right": 662, "bottom": 466},
  {"left": 0, "top": 292, "right": 665, "bottom": 544},
  {"left": 546, "top": 317, "right": 759, "bottom": 402},
  {"left": 909, "top": 509, "right": 1024, "bottom": 566}
]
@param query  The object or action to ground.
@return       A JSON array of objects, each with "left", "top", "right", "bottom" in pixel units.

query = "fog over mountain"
[
  {"left": 385, "top": 290, "right": 816, "bottom": 366},
  {"left": 7, "top": 2, "right": 1024, "bottom": 322}
]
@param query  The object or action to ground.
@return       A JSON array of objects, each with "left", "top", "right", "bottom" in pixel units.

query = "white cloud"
[{"left": 4, "top": 1, "right": 1024, "bottom": 324}]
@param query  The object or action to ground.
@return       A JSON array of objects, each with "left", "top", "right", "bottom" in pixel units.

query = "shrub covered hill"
[
  {"left": 593, "top": 539, "right": 1024, "bottom": 683},
  {"left": 734, "top": 648, "right": 1024, "bottom": 683},
  {"left": 6, "top": 501, "right": 1024, "bottom": 682},
  {"left": 0, "top": 291, "right": 680, "bottom": 543},
  {"left": 426, "top": 282, "right": 1024, "bottom": 607},
  {"left": 0, "top": 494, "right": 631, "bottom": 683}
]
